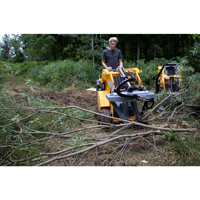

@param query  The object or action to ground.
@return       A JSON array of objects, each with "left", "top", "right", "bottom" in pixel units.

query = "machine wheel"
[
  {"left": 157, "top": 81, "right": 163, "bottom": 92},
  {"left": 97, "top": 109, "right": 112, "bottom": 123},
  {"left": 159, "top": 85, "right": 163, "bottom": 92}
]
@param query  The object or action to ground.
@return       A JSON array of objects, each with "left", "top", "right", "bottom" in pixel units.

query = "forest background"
[{"left": 0, "top": 34, "right": 200, "bottom": 90}]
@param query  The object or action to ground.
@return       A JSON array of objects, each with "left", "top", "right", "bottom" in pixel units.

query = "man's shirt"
[{"left": 102, "top": 48, "right": 123, "bottom": 69}]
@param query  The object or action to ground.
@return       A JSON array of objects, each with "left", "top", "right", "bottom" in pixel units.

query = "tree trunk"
[
  {"left": 58, "top": 53, "right": 60, "bottom": 61},
  {"left": 36, "top": 46, "right": 38, "bottom": 63},
  {"left": 62, "top": 36, "right": 64, "bottom": 59},
  {"left": 137, "top": 34, "right": 140, "bottom": 60},
  {"left": 174, "top": 34, "right": 177, "bottom": 56},
  {"left": 122, "top": 34, "right": 125, "bottom": 58},
  {"left": 191, "top": 35, "right": 194, "bottom": 47},
  {"left": 154, "top": 34, "right": 156, "bottom": 60},
  {"left": 177, "top": 34, "right": 180, "bottom": 56},
  {"left": 92, "top": 34, "right": 94, "bottom": 68}
]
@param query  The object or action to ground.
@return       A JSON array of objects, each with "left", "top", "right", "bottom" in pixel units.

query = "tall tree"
[
  {"left": 0, "top": 34, "right": 11, "bottom": 61},
  {"left": 20, "top": 34, "right": 56, "bottom": 62},
  {"left": 75, "top": 34, "right": 107, "bottom": 66},
  {"left": 10, "top": 34, "right": 24, "bottom": 63},
  {"left": 15, "top": 34, "right": 194, "bottom": 64}
]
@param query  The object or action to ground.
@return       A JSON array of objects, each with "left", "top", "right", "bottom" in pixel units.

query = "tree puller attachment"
[
  {"left": 156, "top": 57, "right": 181, "bottom": 93},
  {"left": 96, "top": 67, "right": 155, "bottom": 123}
]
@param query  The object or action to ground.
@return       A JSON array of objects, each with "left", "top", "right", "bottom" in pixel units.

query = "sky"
[
  {"left": 0, "top": 34, "right": 14, "bottom": 43},
  {"left": 1, "top": 0, "right": 199, "bottom": 44},
  {"left": 1, "top": 1, "right": 199, "bottom": 42}
]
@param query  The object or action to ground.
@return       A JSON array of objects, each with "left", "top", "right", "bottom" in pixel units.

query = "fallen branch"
[
  {"left": 168, "top": 102, "right": 184, "bottom": 121},
  {"left": 141, "top": 90, "right": 189, "bottom": 120},
  {"left": 36, "top": 130, "right": 158, "bottom": 166}
]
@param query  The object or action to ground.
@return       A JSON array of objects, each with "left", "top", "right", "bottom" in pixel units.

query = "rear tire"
[{"left": 97, "top": 109, "right": 112, "bottom": 123}]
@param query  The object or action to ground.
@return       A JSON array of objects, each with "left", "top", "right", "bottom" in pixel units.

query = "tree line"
[{"left": 0, "top": 34, "right": 199, "bottom": 71}]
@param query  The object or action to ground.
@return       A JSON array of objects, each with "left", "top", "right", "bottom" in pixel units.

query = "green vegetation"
[
  {"left": 29, "top": 59, "right": 102, "bottom": 90},
  {"left": 0, "top": 84, "right": 94, "bottom": 166},
  {"left": 1, "top": 34, "right": 199, "bottom": 69}
]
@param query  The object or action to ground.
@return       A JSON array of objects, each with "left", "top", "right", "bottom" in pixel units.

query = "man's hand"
[
  {"left": 118, "top": 59, "right": 123, "bottom": 68},
  {"left": 107, "top": 67, "right": 112, "bottom": 70}
]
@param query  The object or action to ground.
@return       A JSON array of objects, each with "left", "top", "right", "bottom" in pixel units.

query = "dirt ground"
[
  {"left": 2, "top": 75, "right": 97, "bottom": 109},
  {"left": 40, "top": 89, "right": 97, "bottom": 109}
]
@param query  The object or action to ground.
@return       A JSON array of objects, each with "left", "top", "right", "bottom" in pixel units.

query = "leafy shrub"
[
  {"left": 188, "top": 34, "right": 200, "bottom": 73},
  {"left": 0, "top": 61, "right": 21, "bottom": 79},
  {"left": 28, "top": 59, "right": 101, "bottom": 90},
  {"left": 19, "top": 61, "right": 38, "bottom": 74}
]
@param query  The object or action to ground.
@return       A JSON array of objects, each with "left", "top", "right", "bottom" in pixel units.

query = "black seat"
[{"left": 165, "top": 64, "right": 177, "bottom": 76}]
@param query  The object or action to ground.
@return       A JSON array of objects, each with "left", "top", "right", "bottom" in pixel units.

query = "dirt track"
[
  {"left": 2, "top": 75, "right": 97, "bottom": 109},
  {"left": 40, "top": 90, "right": 97, "bottom": 109}
]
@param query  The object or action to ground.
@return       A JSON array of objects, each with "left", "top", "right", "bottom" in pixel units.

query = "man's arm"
[
  {"left": 118, "top": 59, "right": 123, "bottom": 68},
  {"left": 102, "top": 60, "right": 112, "bottom": 70}
]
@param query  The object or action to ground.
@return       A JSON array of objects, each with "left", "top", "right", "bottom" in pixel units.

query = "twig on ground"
[
  {"left": 168, "top": 102, "right": 184, "bottom": 122},
  {"left": 136, "top": 133, "right": 172, "bottom": 165},
  {"left": 36, "top": 131, "right": 157, "bottom": 166}
]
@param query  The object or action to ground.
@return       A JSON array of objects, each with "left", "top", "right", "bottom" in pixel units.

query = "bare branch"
[{"left": 36, "top": 131, "right": 157, "bottom": 166}]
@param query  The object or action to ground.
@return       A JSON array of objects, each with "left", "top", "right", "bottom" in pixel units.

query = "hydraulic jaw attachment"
[
  {"left": 107, "top": 67, "right": 154, "bottom": 121},
  {"left": 116, "top": 67, "right": 143, "bottom": 97},
  {"left": 96, "top": 67, "right": 155, "bottom": 123}
]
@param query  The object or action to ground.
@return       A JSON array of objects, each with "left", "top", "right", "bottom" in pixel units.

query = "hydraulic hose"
[{"left": 116, "top": 77, "right": 137, "bottom": 97}]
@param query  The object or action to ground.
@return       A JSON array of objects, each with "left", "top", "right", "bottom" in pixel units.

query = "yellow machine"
[
  {"left": 156, "top": 57, "right": 181, "bottom": 93},
  {"left": 96, "top": 67, "right": 155, "bottom": 123}
]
